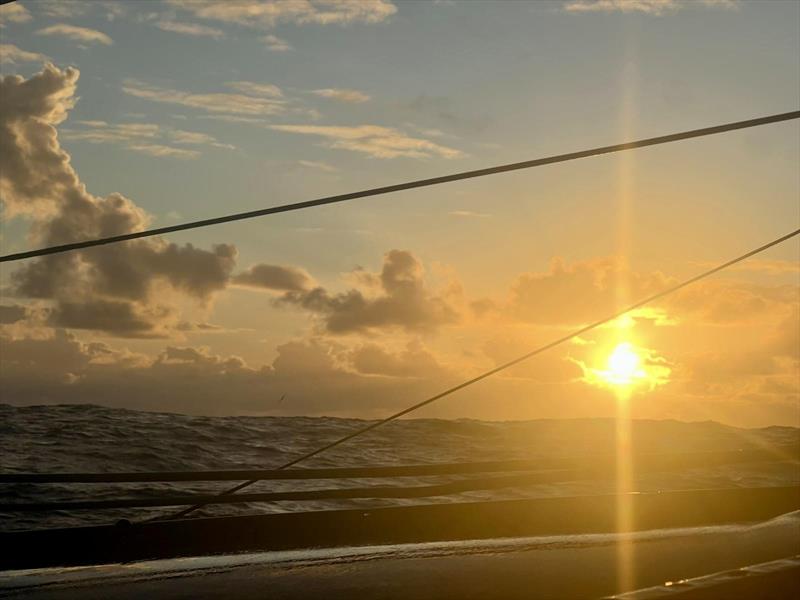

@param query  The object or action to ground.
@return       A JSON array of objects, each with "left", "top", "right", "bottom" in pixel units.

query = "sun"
[
  {"left": 581, "top": 338, "right": 672, "bottom": 392},
  {"left": 598, "top": 342, "right": 647, "bottom": 387}
]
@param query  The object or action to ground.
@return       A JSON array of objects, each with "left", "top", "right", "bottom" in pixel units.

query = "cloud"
[
  {"left": 278, "top": 250, "right": 463, "bottom": 333},
  {"left": 0, "top": 304, "right": 27, "bottom": 324},
  {"left": 312, "top": 88, "right": 371, "bottom": 103},
  {"left": 226, "top": 80, "right": 283, "bottom": 98},
  {"left": 508, "top": 257, "right": 671, "bottom": 326},
  {"left": 0, "top": 44, "right": 50, "bottom": 65},
  {"left": 198, "top": 114, "right": 270, "bottom": 125},
  {"left": 0, "top": 331, "right": 454, "bottom": 416},
  {"left": 167, "top": 0, "right": 397, "bottom": 29},
  {"left": 122, "top": 79, "right": 287, "bottom": 116},
  {"left": 46, "top": 299, "right": 177, "bottom": 336},
  {"left": 1, "top": 64, "right": 240, "bottom": 337},
  {"left": 0, "top": 329, "right": 147, "bottom": 386},
  {"left": 261, "top": 34, "right": 291, "bottom": 52},
  {"left": 155, "top": 20, "right": 225, "bottom": 39},
  {"left": 1, "top": 243, "right": 796, "bottom": 423},
  {"left": 126, "top": 143, "right": 201, "bottom": 159},
  {"left": 563, "top": 0, "right": 736, "bottom": 15},
  {"left": 0, "top": 64, "right": 81, "bottom": 218},
  {"left": 349, "top": 340, "right": 447, "bottom": 378},
  {"left": 36, "top": 24, "right": 113, "bottom": 45},
  {"left": 481, "top": 334, "right": 585, "bottom": 383},
  {"left": 61, "top": 120, "right": 160, "bottom": 143},
  {"left": 61, "top": 120, "right": 234, "bottom": 155},
  {"left": 665, "top": 280, "right": 798, "bottom": 325},
  {"left": 30, "top": 1, "right": 126, "bottom": 21},
  {"left": 232, "top": 264, "right": 316, "bottom": 292},
  {"left": 0, "top": 3, "right": 32, "bottom": 27},
  {"left": 169, "top": 129, "right": 235, "bottom": 149},
  {"left": 270, "top": 124, "right": 464, "bottom": 159},
  {"left": 36, "top": 1, "right": 91, "bottom": 19},
  {"left": 505, "top": 256, "right": 797, "bottom": 328}
]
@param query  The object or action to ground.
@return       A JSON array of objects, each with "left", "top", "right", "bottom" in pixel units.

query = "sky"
[{"left": 0, "top": 0, "right": 798, "bottom": 426}]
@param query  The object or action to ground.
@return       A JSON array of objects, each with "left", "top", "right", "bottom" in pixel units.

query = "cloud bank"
[
  {"left": 1, "top": 64, "right": 238, "bottom": 337},
  {"left": 167, "top": 0, "right": 397, "bottom": 29}
]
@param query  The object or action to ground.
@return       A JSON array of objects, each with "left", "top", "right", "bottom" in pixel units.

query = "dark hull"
[{"left": 3, "top": 486, "right": 798, "bottom": 571}]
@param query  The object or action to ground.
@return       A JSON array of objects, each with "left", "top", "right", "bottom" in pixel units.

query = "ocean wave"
[{"left": 1, "top": 404, "right": 798, "bottom": 531}]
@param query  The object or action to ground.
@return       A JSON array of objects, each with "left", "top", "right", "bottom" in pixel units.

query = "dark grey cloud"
[
  {"left": 0, "top": 333, "right": 451, "bottom": 416},
  {"left": 46, "top": 300, "right": 174, "bottom": 338},
  {"left": 1, "top": 65, "right": 238, "bottom": 337},
  {"left": 232, "top": 263, "right": 315, "bottom": 292},
  {"left": 278, "top": 250, "right": 462, "bottom": 333},
  {"left": 0, "top": 304, "right": 26, "bottom": 324}
]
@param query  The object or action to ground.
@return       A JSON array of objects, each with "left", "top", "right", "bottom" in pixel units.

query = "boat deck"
[{"left": 2, "top": 506, "right": 798, "bottom": 599}]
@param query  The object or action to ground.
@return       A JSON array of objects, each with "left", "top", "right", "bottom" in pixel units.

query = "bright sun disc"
[{"left": 600, "top": 342, "right": 646, "bottom": 386}]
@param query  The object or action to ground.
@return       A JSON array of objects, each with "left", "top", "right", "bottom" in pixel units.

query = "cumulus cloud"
[
  {"left": 669, "top": 312, "right": 798, "bottom": 416},
  {"left": 0, "top": 304, "right": 27, "bottom": 324},
  {"left": 167, "top": 0, "right": 397, "bottom": 29},
  {"left": 155, "top": 20, "right": 225, "bottom": 38},
  {"left": 261, "top": 34, "right": 292, "bottom": 52},
  {"left": 0, "top": 44, "right": 50, "bottom": 66},
  {"left": 312, "top": 88, "right": 371, "bottom": 103},
  {"left": 36, "top": 23, "right": 113, "bottom": 45},
  {"left": 232, "top": 264, "right": 316, "bottom": 292},
  {"left": 0, "top": 64, "right": 239, "bottom": 337},
  {"left": 508, "top": 257, "right": 671, "bottom": 326},
  {"left": 349, "top": 340, "right": 447, "bottom": 378},
  {"left": 1, "top": 242, "right": 796, "bottom": 422},
  {"left": 0, "top": 3, "right": 32, "bottom": 27},
  {"left": 0, "top": 329, "right": 146, "bottom": 385},
  {"left": 666, "top": 280, "right": 798, "bottom": 325},
  {"left": 0, "top": 332, "right": 453, "bottom": 416},
  {"left": 277, "top": 250, "right": 463, "bottom": 333},
  {"left": 563, "top": 0, "right": 736, "bottom": 15},
  {"left": 0, "top": 64, "right": 81, "bottom": 218},
  {"left": 270, "top": 124, "right": 464, "bottom": 159},
  {"left": 506, "top": 256, "right": 797, "bottom": 328},
  {"left": 122, "top": 79, "right": 287, "bottom": 116}
]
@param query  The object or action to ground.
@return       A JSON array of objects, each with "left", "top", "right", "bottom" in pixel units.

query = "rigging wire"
[
  {"left": 2, "top": 110, "right": 798, "bottom": 264},
  {"left": 161, "top": 227, "right": 800, "bottom": 521}
]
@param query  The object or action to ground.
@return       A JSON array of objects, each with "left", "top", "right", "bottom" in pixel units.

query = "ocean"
[{"left": 1, "top": 404, "right": 798, "bottom": 531}]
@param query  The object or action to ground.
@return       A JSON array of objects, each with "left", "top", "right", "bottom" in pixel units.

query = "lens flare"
[
  {"left": 603, "top": 342, "right": 646, "bottom": 386},
  {"left": 582, "top": 340, "right": 671, "bottom": 391}
]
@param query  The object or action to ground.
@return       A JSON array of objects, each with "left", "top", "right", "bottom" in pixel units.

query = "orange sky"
[{"left": 1, "top": 1, "right": 798, "bottom": 426}]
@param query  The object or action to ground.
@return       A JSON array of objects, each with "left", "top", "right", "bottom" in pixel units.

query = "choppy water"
[{"left": 1, "top": 404, "right": 798, "bottom": 531}]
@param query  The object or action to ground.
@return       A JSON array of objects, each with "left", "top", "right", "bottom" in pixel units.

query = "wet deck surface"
[{"left": 2, "top": 511, "right": 799, "bottom": 599}]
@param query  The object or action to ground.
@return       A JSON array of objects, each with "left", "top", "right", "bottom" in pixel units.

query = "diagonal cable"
[
  {"left": 2, "top": 111, "right": 798, "bottom": 263},
  {"left": 161, "top": 227, "right": 800, "bottom": 521}
]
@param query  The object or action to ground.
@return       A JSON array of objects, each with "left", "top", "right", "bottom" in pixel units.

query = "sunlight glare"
[{"left": 603, "top": 342, "right": 646, "bottom": 386}]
